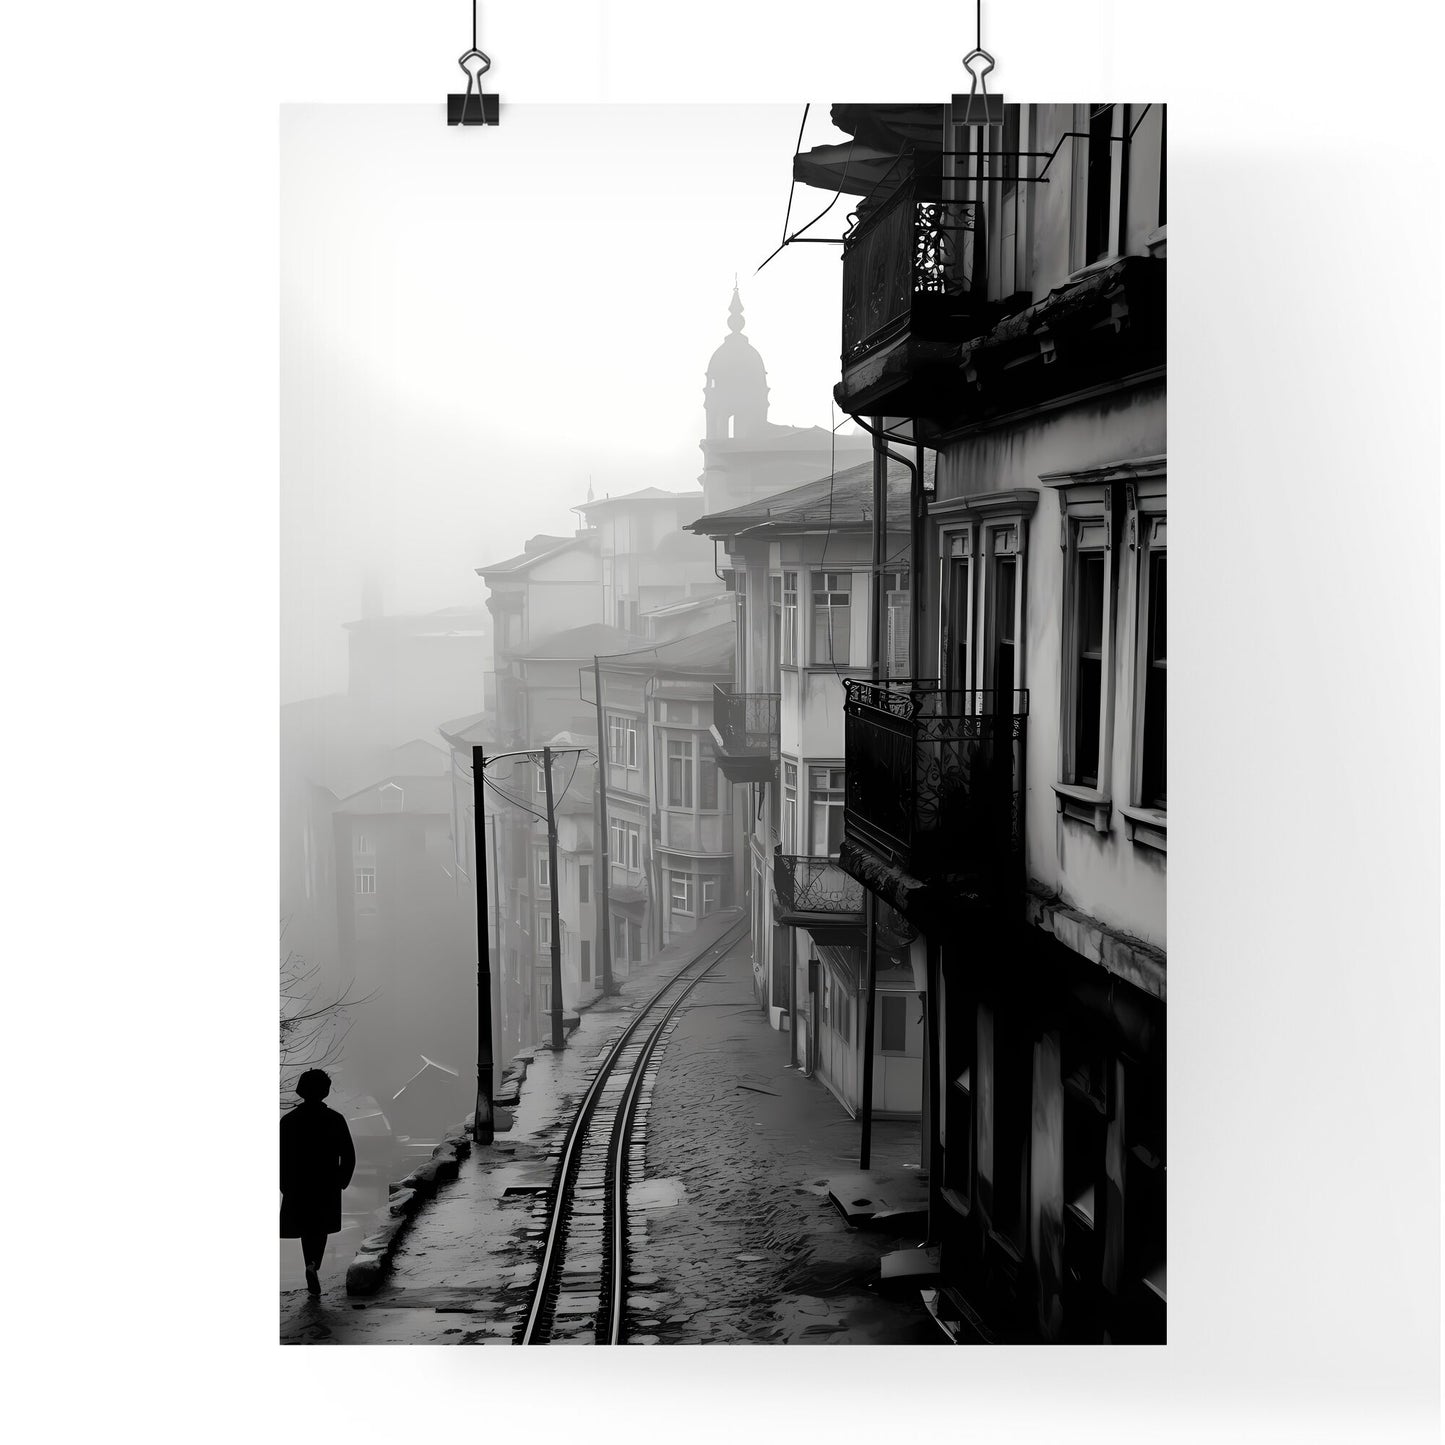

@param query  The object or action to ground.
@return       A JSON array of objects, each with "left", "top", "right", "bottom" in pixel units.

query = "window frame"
[
  {"left": 702, "top": 877, "right": 719, "bottom": 915},
  {"left": 810, "top": 570, "right": 852, "bottom": 667},
  {"left": 1071, "top": 102, "right": 1127, "bottom": 273},
  {"left": 1043, "top": 459, "right": 1164, "bottom": 834},
  {"left": 884, "top": 567, "right": 911, "bottom": 679},
  {"left": 781, "top": 759, "right": 799, "bottom": 854},
  {"left": 1120, "top": 471, "right": 1168, "bottom": 850},
  {"left": 537, "top": 909, "right": 552, "bottom": 950},
  {"left": 932, "top": 492, "right": 1036, "bottom": 713},
  {"left": 670, "top": 869, "right": 694, "bottom": 916},
  {"left": 666, "top": 735, "right": 695, "bottom": 809},
  {"left": 781, "top": 570, "right": 799, "bottom": 667},
  {"left": 354, "top": 866, "right": 376, "bottom": 895},
  {"left": 807, "top": 762, "right": 847, "bottom": 858},
  {"left": 535, "top": 851, "right": 550, "bottom": 892}
]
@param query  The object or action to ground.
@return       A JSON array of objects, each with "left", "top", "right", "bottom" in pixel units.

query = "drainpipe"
[{"left": 859, "top": 421, "right": 885, "bottom": 1171}]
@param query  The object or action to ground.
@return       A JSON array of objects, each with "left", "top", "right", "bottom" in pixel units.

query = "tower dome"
[{"left": 704, "top": 286, "right": 769, "bottom": 441}]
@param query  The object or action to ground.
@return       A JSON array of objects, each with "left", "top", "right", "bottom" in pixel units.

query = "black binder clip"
[{"left": 448, "top": 3, "right": 499, "bottom": 125}]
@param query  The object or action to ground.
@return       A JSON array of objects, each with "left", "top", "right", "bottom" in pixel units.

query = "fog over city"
[
  {"left": 282, "top": 103, "right": 857, "bottom": 702},
  {"left": 281, "top": 98, "right": 1172, "bottom": 1349}
]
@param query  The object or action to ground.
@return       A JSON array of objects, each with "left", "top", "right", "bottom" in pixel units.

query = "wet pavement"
[{"left": 280, "top": 909, "right": 937, "bottom": 1345}]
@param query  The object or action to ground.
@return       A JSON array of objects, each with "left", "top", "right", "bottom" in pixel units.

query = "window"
[
  {"left": 945, "top": 541, "right": 973, "bottom": 701},
  {"left": 811, "top": 571, "right": 851, "bottom": 666},
  {"left": 1085, "top": 104, "right": 1115, "bottom": 264},
  {"left": 1139, "top": 550, "right": 1166, "bottom": 808},
  {"left": 782, "top": 572, "right": 799, "bottom": 665},
  {"left": 698, "top": 740, "right": 719, "bottom": 810},
  {"left": 1073, "top": 553, "right": 1106, "bottom": 785},
  {"left": 885, "top": 568, "right": 910, "bottom": 679},
  {"left": 782, "top": 761, "right": 798, "bottom": 853},
  {"left": 1125, "top": 481, "right": 1167, "bottom": 840},
  {"left": 354, "top": 867, "right": 376, "bottom": 895},
  {"left": 670, "top": 870, "right": 693, "bottom": 915},
  {"left": 991, "top": 554, "right": 1018, "bottom": 704},
  {"left": 880, "top": 994, "right": 909, "bottom": 1054},
  {"left": 667, "top": 738, "right": 694, "bottom": 808},
  {"left": 609, "top": 713, "right": 639, "bottom": 769},
  {"left": 578, "top": 864, "right": 591, "bottom": 904},
  {"left": 702, "top": 877, "right": 719, "bottom": 915},
  {"left": 535, "top": 762, "right": 549, "bottom": 795},
  {"left": 540, "top": 979, "right": 551, "bottom": 1013},
  {"left": 1045, "top": 477, "right": 1117, "bottom": 825},
  {"left": 536, "top": 852, "right": 550, "bottom": 891},
  {"left": 537, "top": 910, "right": 552, "bottom": 949},
  {"left": 580, "top": 939, "right": 592, "bottom": 983},
  {"left": 770, "top": 574, "right": 782, "bottom": 677},
  {"left": 610, "top": 819, "right": 641, "bottom": 872},
  {"left": 808, "top": 765, "right": 846, "bottom": 857},
  {"left": 354, "top": 833, "right": 373, "bottom": 856}
]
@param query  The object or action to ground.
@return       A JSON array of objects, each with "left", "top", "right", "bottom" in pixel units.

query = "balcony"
[
  {"left": 839, "top": 681, "right": 1027, "bottom": 927},
  {"left": 710, "top": 684, "right": 779, "bottom": 783},
  {"left": 838, "top": 177, "right": 992, "bottom": 418},
  {"left": 773, "top": 853, "right": 865, "bottom": 940}
]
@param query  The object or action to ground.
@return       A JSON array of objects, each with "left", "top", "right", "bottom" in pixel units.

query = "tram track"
[{"left": 518, "top": 918, "right": 749, "bottom": 1345}]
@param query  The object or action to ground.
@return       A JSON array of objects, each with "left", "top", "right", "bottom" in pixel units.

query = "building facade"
[
  {"left": 692, "top": 458, "right": 926, "bottom": 1119},
  {"left": 790, "top": 101, "right": 1167, "bottom": 1342}
]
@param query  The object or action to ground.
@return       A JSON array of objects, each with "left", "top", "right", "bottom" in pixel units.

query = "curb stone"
[{"left": 345, "top": 1127, "right": 473, "bottom": 1297}]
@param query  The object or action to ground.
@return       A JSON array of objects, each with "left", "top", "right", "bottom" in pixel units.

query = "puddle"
[{"left": 629, "top": 1177, "right": 687, "bottom": 1209}]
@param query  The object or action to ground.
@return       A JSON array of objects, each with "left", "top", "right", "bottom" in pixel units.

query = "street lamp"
[{"left": 471, "top": 742, "right": 593, "bottom": 1144}]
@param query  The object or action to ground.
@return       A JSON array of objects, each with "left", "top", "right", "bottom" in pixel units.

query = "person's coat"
[{"left": 279, "top": 1100, "right": 356, "bottom": 1237}]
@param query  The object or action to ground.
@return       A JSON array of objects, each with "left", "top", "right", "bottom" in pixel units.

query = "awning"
[{"left": 793, "top": 104, "right": 948, "bottom": 201}]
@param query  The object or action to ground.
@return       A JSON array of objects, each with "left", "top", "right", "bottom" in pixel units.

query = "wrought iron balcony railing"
[
  {"left": 711, "top": 684, "right": 780, "bottom": 782},
  {"left": 774, "top": 853, "right": 865, "bottom": 924},
  {"left": 842, "top": 177, "right": 984, "bottom": 367},
  {"left": 841, "top": 681, "right": 1027, "bottom": 914}
]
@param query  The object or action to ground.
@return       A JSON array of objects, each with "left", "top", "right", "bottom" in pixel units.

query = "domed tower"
[{"left": 703, "top": 286, "right": 769, "bottom": 441}]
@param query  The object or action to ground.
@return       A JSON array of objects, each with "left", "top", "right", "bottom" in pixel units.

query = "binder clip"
[
  {"left": 448, "top": 3, "right": 499, "bottom": 125},
  {"left": 952, "top": 48, "right": 1004, "bottom": 127}
]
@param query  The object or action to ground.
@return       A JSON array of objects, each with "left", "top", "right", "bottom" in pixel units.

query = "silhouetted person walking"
[{"left": 280, "top": 1069, "right": 356, "bottom": 1295}]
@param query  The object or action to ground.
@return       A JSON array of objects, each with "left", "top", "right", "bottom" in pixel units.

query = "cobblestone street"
[
  {"left": 280, "top": 913, "right": 936, "bottom": 1345},
  {"left": 624, "top": 938, "right": 937, "bottom": 1344}
]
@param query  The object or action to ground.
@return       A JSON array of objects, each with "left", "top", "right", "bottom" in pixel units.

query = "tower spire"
[{"left": 727, "top": 282, "right": 745, "bottom": 335}]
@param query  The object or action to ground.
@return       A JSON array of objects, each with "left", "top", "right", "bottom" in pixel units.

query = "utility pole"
[
  {"left": 591, "top": 656, "right": 616, "bottom": 994},
  {"left": 470, "top": 745, "right": 495, "bottom": 1145},
  {"left": 859, "top": 420, "right": 886, "bottom": 1171},
  {"left": 542, "top": 745, "right": 565, "bottom": 1049}
]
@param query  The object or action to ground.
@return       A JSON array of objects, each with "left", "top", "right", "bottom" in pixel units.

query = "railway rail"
[{"left": 518, "top": 918, "right": 749, "bottom": 1344}]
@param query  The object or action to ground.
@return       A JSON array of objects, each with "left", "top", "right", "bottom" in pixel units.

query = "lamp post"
[
  {"left": 471, "top": 745, "right": 495, "bottom": 1145},
  {"left": 472, "top": 742, "right": 593, "bottom": 1143}
]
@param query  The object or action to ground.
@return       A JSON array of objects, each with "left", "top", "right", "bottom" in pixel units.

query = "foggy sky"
[{"left": 281, "top": 103, "right": 861, "bottom": 703}]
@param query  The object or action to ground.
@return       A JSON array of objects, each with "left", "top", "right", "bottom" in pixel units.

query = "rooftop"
[
  {"left": 688, "top": 453, "right": 932, "bottom": 539},
  {"left": 476, "top": 531, "right": 594, "bottom": 578},
  {"left": 335, "top": 774, "right": 455, "bottom": 815},
  {"left": 515, "top": 621, "right": 650, "bottom": 662},
  {"left": 576, "top": 487, "right": 702, "bottom": 515}
]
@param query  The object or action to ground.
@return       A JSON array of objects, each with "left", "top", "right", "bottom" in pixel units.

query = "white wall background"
[{"left": 1, "top": 3, "right": 1439, "bottom": 1443}]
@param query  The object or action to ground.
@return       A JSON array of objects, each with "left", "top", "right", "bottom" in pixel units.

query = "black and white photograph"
[
  {"left": 278, "top": 92, "right": 1167, "bottom": 1346},
  {"left": 6, "top": 0, "right": 1438, "bottom": 1439}
]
